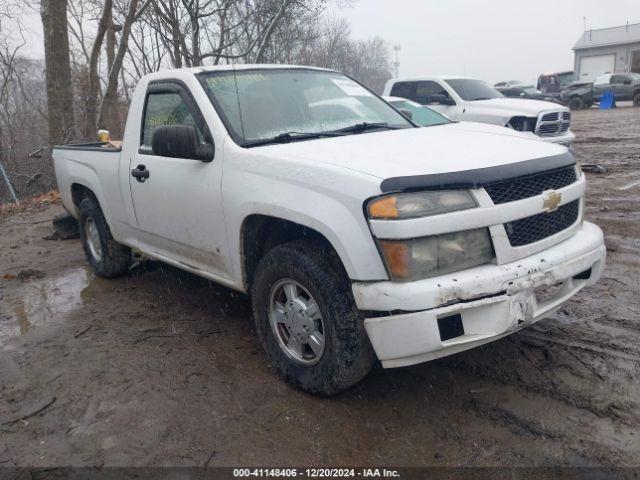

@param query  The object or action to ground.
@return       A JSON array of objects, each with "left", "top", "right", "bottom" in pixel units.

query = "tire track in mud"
[
  {"left": 519, "top": 331, "right": 640, "bottom": 363},
  {"left": 459, "top": 394, "right": 637, "bottom": 467}
]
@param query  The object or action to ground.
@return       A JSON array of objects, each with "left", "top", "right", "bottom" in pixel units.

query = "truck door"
[
  {"left": 128, "top": 81, "right": 230, "bottom": 280},
  {"left": 610, "top": 75, "right": 631, "bottom": 100}
]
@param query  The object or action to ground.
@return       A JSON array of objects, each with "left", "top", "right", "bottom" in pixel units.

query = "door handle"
[{"left": 131, "top": 164, "right": 150, "bottom": 183}]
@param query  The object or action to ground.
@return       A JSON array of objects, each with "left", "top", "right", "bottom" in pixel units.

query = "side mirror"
[
  {"left": 151, "top": 124, "right": 214, "bottom": 162},
  {"left": 398, "top": 109, "right": 413, "bottom": 120}
]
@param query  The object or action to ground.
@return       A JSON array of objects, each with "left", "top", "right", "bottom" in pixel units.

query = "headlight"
[
  {"left": 379, "top": 228, "right": 494, "bottom": 281},
  {"left": 507, "top": 116, "right": 537, "bottom": 132},
  {"left": 368, "top": 191, "right": 476, "bottom": 220}
]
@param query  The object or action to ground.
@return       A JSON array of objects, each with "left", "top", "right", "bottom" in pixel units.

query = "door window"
[
  {"left": 390, "top": 82, "right": 416, "bottom": 101},
  {"left": 414, "top": 81, "right": 450, "bottom": 104},
  {"left": 141, "top": 92, "right": 204, "bottom": 150}
]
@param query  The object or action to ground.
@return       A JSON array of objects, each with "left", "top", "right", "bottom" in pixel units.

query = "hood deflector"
[{"left": 380, "top": 151, "right": 576, "bottom": 193}]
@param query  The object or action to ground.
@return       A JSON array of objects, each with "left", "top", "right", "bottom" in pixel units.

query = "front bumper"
[
  {"left": 353, "top": 222, "right": 605, "bottom": 368},
  {"left": 525, "top": 130, "right": 575, "bottom": 146}
]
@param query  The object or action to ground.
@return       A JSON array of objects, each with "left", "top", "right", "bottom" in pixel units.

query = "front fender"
[{"left": 224, "top": 169, "right": 388, "bottom": 286}]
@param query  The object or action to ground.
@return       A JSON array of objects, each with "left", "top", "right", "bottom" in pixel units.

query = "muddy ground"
[{"left": 1, "top": 106, "right": 639, "bottom": 468}]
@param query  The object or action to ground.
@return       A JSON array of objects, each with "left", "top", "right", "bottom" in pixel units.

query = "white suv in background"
[{"left": 384, "top": 76, "right": 575, "bottom": 146}]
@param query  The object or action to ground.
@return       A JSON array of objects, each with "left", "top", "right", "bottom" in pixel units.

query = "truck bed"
[
  {"left": 52, "top": 142, "right": 124, "bottom": 222},
  {"left": 54, "top": 141, "right": 122, "bottom": 152}
]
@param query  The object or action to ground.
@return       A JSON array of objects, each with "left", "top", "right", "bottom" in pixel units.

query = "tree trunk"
[
  {"left": 253, "top": 0, "right": 292, "bottom": 63},
  {"left": 40, "top": 0, "right": 75, "bottom": 145},
  {"left": 85, "top": 0, "right": 113, "bottom": 140},
  {"left": 98, "top": 0, "right": 145, "bottom": 134},
  {"left": 101, "top": 5, "right": 118, "bottom": 132}
]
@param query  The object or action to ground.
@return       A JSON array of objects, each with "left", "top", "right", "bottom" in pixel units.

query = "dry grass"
[{"left": 0, "top": 190, "right": 61, "bottom": 220}]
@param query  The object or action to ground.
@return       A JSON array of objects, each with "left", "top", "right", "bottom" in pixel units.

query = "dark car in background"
[
  {"left": 496, "top": 84, "right": 560, "bottom": 103},
  {"left": 559, "top": 81, "right": 595, "bottom": 110},
  {"left": 494, "top": 80, "right": 526, "bottom": 88}
]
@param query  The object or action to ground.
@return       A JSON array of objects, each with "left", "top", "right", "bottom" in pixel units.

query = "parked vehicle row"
[
  {"left": 53, "top": 65, "right": 605, "bottom": 395},
  {"left": 383, "top": 76, "right": 575, "bottom": 146}
]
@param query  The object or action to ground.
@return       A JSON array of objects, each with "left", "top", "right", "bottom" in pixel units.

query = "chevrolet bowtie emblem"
[{"left": 543, "top": 191, "right": 562, "bottom": 212}]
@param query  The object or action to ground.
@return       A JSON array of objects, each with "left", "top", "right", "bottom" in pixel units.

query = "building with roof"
[{"left": 573, "top": 22, "right": 640, "bottom": 82}]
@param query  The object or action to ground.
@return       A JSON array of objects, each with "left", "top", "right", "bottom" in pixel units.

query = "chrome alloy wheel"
[
  {"left": 268, "top": 278, "right": 326, "bottom": 366},
  {"left": 84, "top": 217, "right": 103, "bottom": 262}
]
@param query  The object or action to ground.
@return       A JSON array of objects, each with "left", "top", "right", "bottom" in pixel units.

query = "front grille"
[
  {"left": 536, "top": 110, "right": 571, "bottom": 137},
  {"left": 484, "top": 166, "right": 577, "bottom": 204},
  {"left": 541, "top": 112, "right": 559, "bottom": 122},
  {"left": 505, "top": 200, "right": 580, "bottom": 247}
]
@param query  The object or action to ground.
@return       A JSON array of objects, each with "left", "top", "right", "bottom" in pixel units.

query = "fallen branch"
[
  {"left": 74, "top": 326, "right": 92, "bottom": 338},
  {"left": 1, "top": 397, "right": 57, "bottom": 426}
]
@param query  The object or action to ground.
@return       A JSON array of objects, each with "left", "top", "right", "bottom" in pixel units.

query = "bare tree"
[
  {"left": 83, "top": 0, "right": 113, "bottom": 139},
  {"left": 40, "top": 0, "right": 76, "bottom": 145},
  {"left": 97, "top": 0, "right": 150, "bottom": 132}
]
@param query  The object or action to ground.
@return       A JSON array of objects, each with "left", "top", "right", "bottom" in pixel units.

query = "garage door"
[{"left": 579, "top": 54, "right": 616, "bottom": 82}]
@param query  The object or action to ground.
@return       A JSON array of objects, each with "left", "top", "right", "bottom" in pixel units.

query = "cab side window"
[
  {"left": 390, "top": 82, "right": 416, "bottom": 101},
  {"left": 141, "top": 92, "right": 204, "bottom": 150},
  {"left": 414, "top": 81, "right": 449, "bottom": 105}
]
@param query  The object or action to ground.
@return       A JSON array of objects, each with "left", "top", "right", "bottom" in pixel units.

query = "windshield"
[
  {"left": 445, "top": 79, "right": 504, "bottom": 101},
  {"left": 390, "top": 100, "right": 449, "bottom": 127},
  {"left": 558, "top": 73, "right": 576, "bottom": 87},
  {"left": 198, "top": 69, "right": 412, "bottom": 145}
]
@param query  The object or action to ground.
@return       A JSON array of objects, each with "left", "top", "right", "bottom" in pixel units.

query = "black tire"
[
  {"left": 78, "top": 196, "right": 132, "bottom": 278},
  {"left": 568, "top": 96, "right": 585, "bottom": 110},
  {"left": 634, "top": 92, "right": 640, "bottom": 107},
  {"left": 251, "top": 240, "right": 375, "bottom": 395}
]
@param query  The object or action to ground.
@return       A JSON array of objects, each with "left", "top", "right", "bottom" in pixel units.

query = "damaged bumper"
[{"left": 353, "top": 222, "right": 605, "bottom": 368}]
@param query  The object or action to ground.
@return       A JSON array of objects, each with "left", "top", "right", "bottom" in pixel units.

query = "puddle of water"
[{"left": 0, "top": 268, "right": 95, "bottom": 340}]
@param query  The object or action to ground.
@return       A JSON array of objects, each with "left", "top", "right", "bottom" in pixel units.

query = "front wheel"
[
  {"left": 251, "top": 240, "right": 375, "bottom": 395},
  {"left": 634, "top": 92, "right": 640, "bottom": 107},
  {"left": 568, "top": 96, "right": 585, "bottom": 110}
]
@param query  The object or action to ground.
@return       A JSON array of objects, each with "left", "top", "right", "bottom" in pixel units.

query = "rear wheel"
[
  {"left": 78, "top": 196, "right": 132, "bottom": 277},
  {"left": 251, "top": 240, "right": 375, "bottom": 395},
  {"left": 568, "top": 96, "right": 585, "bottom": 110},
  {"left": 634, "top": 92, "right": 640, "bottom": 107}
]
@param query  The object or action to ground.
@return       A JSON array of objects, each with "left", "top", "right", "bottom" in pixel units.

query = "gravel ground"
[{"left": 1, "top": 106, "right": 639, "bottom": 468}]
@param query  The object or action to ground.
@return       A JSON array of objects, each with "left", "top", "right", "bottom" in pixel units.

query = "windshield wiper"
[
  {"left": 243, "top": 123, "right": 404, "bottom": 147},
  {"left": 471, "top": 97, "right": 492, "bottom": 101},
  {"left": 244, "top": 131, "right": 342, "bottom": 147},
  {"left": 330, "top": 122, "right": 402, "bottom": 134}
]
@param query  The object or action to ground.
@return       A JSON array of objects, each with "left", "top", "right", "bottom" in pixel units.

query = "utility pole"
[{"left": 393, "top": 44, "right": 401, "bottom": 78}]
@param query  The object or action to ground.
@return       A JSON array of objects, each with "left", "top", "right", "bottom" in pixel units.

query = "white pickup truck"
[
  {"left": 53, "top": 65, "right": 605, "bottom": 395},
  {"left": 384, "top": 76, "right": 575, "bottom": 146}
]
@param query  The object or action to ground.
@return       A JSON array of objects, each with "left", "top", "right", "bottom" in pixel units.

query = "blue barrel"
[{"left": 600, "top": 90, "right": 616, "bottom": 109}]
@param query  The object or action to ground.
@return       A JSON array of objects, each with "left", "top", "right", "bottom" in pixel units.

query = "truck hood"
[
  {"left": 470, "top": 98, "right": 568, "bottom": 116},
  {"left": 256, "top": 121, "right": 568, "bottom": 181}
]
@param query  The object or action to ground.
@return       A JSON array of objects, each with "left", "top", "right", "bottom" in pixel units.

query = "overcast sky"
[
  {"left": 328, "top": 0, "right": 639, "bottom": 84},
  {"left": 13, "top": 0, "right": 639, "bottom": 85}
]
